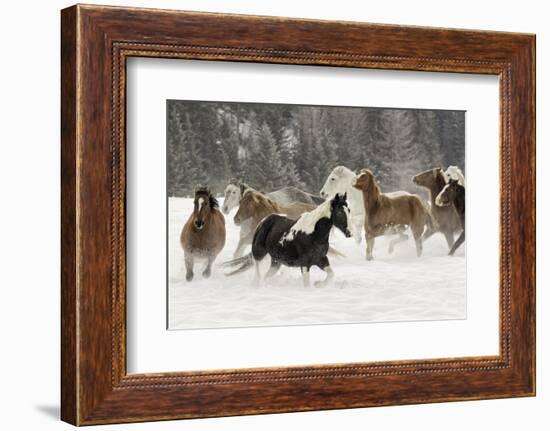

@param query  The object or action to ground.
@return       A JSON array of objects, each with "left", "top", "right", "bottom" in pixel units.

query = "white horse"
[
  {"left": 320, "top": 166, "right": 364, "bottom": 243},
  {"left": 444, "top": 166, "right": 465, "bottom": 186}
]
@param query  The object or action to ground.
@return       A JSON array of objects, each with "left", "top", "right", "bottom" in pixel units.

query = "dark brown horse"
[
  {"left": 435, "top": 179, "right": 465, "bottom": 256},
  {"left": 353, "top": 169, "right": 433, "bottom": 260},
  {"left": 180, "top": 187, "right": 226, "bottom": 281},
  {"left": 412, "top": 167, "right": 462, "bottom": 249}
]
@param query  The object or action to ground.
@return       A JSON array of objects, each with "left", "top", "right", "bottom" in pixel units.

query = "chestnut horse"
[
  {"left": 232, "top": 189, "right": 316, "bottom": 256},
  {"left": 435, "top": 178, "right": 465, "bottom": 256},
  {"left": 412, "top": 167, "right": 462, "bottom": 249},
  {"left": 180, "top": 187, "right": 226, "bottom": 281},
  {"left": 353, "top": 169, "right": 433, "bottom": 260}
]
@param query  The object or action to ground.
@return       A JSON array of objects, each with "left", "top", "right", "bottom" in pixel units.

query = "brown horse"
[
  {"left": 233, "top": 189, "right": 315, "bottom": 243},
  {"left": 412, "top": 167, "right": 462, "bottom": 249},
  {"left": 353, "top": 169, "right": 433, "bottom": 260},
  {"left": 180, "top": 187, "right": 226, "bottom": 281}
]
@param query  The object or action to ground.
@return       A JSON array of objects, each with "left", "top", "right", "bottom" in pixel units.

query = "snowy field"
[{"left": 168, "top": 197, "right": 466, "bottom": 330}]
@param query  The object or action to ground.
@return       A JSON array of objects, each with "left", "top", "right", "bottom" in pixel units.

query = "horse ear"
[{"left": 342, "top": 192, "right": 347, "bottom": 202}]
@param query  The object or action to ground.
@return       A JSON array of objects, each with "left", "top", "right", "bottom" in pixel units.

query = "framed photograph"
[{"left": 61, "top": 4, "right": 535, "bottom": 425}]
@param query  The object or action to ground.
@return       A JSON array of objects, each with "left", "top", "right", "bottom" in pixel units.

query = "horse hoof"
[
  {"left": 366, "top": 255, "right": 373, "bottom": 261},
  {"left": 186, "top": 272, "right": 194, "bottom": 282},
  {"left": 202, "top": 269, "right": 211, "bottom": 278},
  {"left": 314, "top": 281, "right": 327, "bottom": 288},
  {"left": 388, "top": 247, "right": 394, "bottom": 254}
]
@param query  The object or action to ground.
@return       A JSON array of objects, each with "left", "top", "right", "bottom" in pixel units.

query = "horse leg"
[
  {"left": 314, "top": 256, "right": 333, "bottom": 287},
  {"left": 443, "top": 229, "right": 455, "bottom": 250},
  {"left": 421, "top": 225, "right": 436, "bottom": 244},
  {"left": 264, "top": 260, "right": 281, "bottom": 280},
  {"left": 184, "top": 253, "right": 194, "bottom": 282},
  {"left": 202, "top": 254, "right": 214, "bottom": 278},
  {"left": 388, "top": 229, "right": 409, "bottom": 254},
  {"left": 366, "top": 235, "right": 375, "bottom": 261},
  {"left": 252, "top": 259, "right": 262, "bottom": 287},
  {"left": 449, "top": 230, "right": 465, "bottom": 256},
  {"left": 234, "top": 228, "right": 253, "bottom": 258},
  {"left": 353, "top": 217, "right": 363, "bottom": 244},
  {"left": 301, "top": 267, "right": 311, "bottom": 287},
  {"left": 412, "top": 225, "right": 424, "bottom": 257}
]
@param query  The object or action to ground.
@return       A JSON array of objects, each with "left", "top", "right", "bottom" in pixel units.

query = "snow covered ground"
[{"left": 168, "top": 197, "right": 466, "bottom": 330}]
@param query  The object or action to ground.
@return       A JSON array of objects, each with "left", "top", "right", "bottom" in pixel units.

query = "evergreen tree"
[
  {"left": 278, "top": 128, "right": 304, "bottom": 188},
  {"left": 166, "top": 100, "right": 466, "bottom": 198},
  {"left": 437, "top": 111, "right": 465, "bottom": 170},
  {"left": 245, "top": 122, "right": 285, "bottom": 191},
  {"left": 415, "top": 110, "right": 444, "bottom": 168}
]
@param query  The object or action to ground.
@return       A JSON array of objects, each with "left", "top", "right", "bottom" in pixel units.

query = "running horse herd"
[{"left": 180, "top": 165, "right": 465, "bottom": 286}]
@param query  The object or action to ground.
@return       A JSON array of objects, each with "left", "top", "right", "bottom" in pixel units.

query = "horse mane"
[
  {"left": 209, "top": 195, "right": 219, "bottom": 209},
  {"left": 244, "top": 190, "right": 279, "bottom": 213},
  {"left": 434, "top": 168, "right": 447, "bottom": 187},
  {"left": 332, "top": 165, "right": 354, "bottom": 177},
  {"left": 280, "top": 199, "right": 333, "bottom": 242},
  {"left": 194, "top": 186, "right": 219, "bottom": 209},
  {"left": 359, "top": 169, "right": 381, "bottom": 197}
]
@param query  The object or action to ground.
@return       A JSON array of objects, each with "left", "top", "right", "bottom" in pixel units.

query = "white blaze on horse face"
[
  {"left": 444, "top": 166, "right": 465, "bottom": 186},
  {"left": 279, "top": 200, "right": 333, "bottom": 244},
  {"left": 197, "top": 197, "right": 205, "bottom": 211},
  {"left": 222, "top": 184, "right": 241, "bottom": 214},
  {"left": 344, "top": 204, "right": 351, "bottom": 228},
  {"left": 435, "top": 183, "right": 450, "bottom": 207}
]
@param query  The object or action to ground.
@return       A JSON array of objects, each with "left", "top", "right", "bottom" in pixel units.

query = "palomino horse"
[
  {"left": 319, "top": 166, "right": 364, "bottom": 243},
  {"left": 222, "top": 180, "right": 323, "bottom": 258},
  {"left": 180, "top": 187, "right": 226, "bottom": 281},
  {"left": 412, "top": 167, "right": 462, "bottom": 249},
  {"left": 436, "top": 178, "right": 465, "bottom": 256},
  {"left": 221, "top": 179, "right": 323, "bottom": 215},
  {"left": 225, "top": 194, "right": 352, "bottom": 287},
  {"left": 231, "top": 189, "right": 316, "bottom": 257},
  {"left": 353, "top": 169, "right": 433, "bottom": 260}
]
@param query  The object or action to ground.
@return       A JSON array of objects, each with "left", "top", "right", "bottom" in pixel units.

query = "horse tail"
[
  {"left": 310, "top": 194, "right": 326, "bottom": 205},
  {"left": 220, "top": 254, "right": 251, "bottom": 268},
  {"left": 327, "top": 246, "right": 346, "bottom": 259},
  {"left": 223, "top": 253, "right": 254, "bottom": 276}
]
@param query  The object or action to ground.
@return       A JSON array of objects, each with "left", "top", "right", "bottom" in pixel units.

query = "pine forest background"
[{"left": 167, "top": 100, "right": 465, "bottom": 198}]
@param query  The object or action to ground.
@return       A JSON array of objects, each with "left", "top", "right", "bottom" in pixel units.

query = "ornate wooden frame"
[{"left": 61, "top": 4, "right": 536, "bottom": 425}]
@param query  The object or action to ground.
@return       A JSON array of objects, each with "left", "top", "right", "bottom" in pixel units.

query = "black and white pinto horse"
[
  {"left": 224, "top": 193, "right": 352, "bottom": 287},
  {"left": 436, "top": 178, "right": 465, "bottom": 256},
  {"left": 221, "top": 179, "right": 324, "bottom": 257}
]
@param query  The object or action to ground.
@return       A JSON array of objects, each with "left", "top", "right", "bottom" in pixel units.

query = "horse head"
[
  {"left": 233, "top": 190, "right": 256, "bottom": 226},
  {"left": 234, "top": 190, "right": 278, "bottom": 226},
  {"left": 320, "top": 166, "right": 355, "bottom": 199},
  {"left": 330, "top": 193, "right": 352, "bottom": 238},
  {"left": 412, "top": 167, "right": 444, "bottom": 188},
  {"left": 222, "top": 182, "right": 241, "bottom": 214},
  {"left": 435, "top": 179, "right": 460, "bottom": 207},
  {"left": 352, "top": 169, "right": 376, "bottom": 191},
  {"left": 444, "top": 166, "right": 466, "bottom": 186},
  {"left": 193, "top": 187, "right": 218, "bottom": 230}
]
